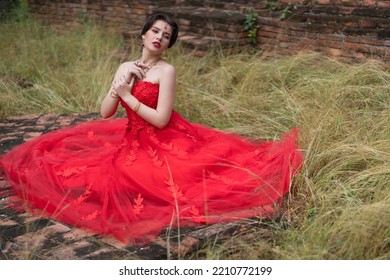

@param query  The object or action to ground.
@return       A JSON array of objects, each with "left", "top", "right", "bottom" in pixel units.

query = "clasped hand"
[{"left": 112, "top": 62, "right": 148, "bottom": 99}]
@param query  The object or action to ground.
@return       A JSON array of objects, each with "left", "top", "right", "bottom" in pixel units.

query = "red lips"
[{"left": 152, "top": 42, "right": 161, "bottom": 48}]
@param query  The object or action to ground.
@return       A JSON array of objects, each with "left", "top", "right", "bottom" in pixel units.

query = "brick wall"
[
  {"left": 256, "top": 0, "right": 390, "bottom": 61},
  {"left": 26, "top": 0, "right": 390, "bottom": 61},
  {"left": 26, "top": 0, "right": 174, "bottom": 31}
]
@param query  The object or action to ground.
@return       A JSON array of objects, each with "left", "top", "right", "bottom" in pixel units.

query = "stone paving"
[{"left": 0, "top": 113, "right": 270, "bottom": 260}]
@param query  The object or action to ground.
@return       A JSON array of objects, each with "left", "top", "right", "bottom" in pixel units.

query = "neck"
[{"left": 140, "top": 50, "right": 160, "bottom": 65}]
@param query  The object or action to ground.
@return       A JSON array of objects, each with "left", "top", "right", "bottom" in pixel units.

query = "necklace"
[{"left": 134, "top": 58, "right": 160, "bottom": 74}]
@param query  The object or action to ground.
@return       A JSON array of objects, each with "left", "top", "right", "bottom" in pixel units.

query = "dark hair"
[{"left": 140, "top": 14, "right": 179, "bottom": 48}]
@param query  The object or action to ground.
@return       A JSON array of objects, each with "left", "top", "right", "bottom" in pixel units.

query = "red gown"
[{"left": 0, "top": 81, "right": 302, "bottom": 244}]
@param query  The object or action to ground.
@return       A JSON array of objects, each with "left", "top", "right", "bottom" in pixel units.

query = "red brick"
[
  {"left": 378, "top": 1, "right": 390, "bottom": 8},
  {"left": 359, "top": 19, "right": 378, "bottom": 28},
  {"left": 318, "top": 33, "right": 345, "bottom": 42},
  {"left": 343, "top": 21, "right": 359, "bottom": 28},
  {"left": 15, "top": 125, "right": 45, "bottom": 132},
  {"left": 42, "top": 240, "right": 93, "bottom": 259},
  {"left": 0, "top": 217, "right": 19, "bottom": 227},
  {"left": 23, "top": 132, "right": 43, "bottom": 142},
  {"left": 313, "top": 39, "right": 342, "bottom": 49},
  {"left": 306, "top": 32, "right": 319, "bottom": 39},
  {"left": 354, "top": 52, "right": 365, "bottom": 59},
  {"left": 344, "top": 36, "right": 384, "bottom": 46},
  {"left": 260, "top": 25, "right": 282, "bottom": 33},
  {"left": 39, "top": 222, "right": 72, "bottom": 237},
  {"left": 36, "top": 114, "right": 58, "bottom": 125},
  {"left": 0, "top": 136, "right": 19, "bottom": 143},
  {"left": 7, "top": 115, "right": 39, "bottom": 121},
  {"left": 341, "top": 0, "right": 358, "bottom": 6},
  {"left": 55, "top": 116, "right": 73, "bottom": 126},
  {"left": 13, "top": 231, "right": 48, "bottom": 250},
  {"left": 258, "top": 17, "right": 283, "bottom": 28},
  {"left": 361, "top": 0, "right": 378, "bottom": 7},
  {"left": 258, "top": 31, "right": 278, "bottom": 39},
  {"left": 98, "top": 235, "right": 128, "bottom": 250},
  {"left": 326, "top": 48, "right": 343, "bottom": 57},
  {"left": 338, "top": 6, "right": 355, "bottom": 15},
  {"left": 18, "top": 212, "right": 42, "bottom": 224},
  {"left": 0, "top": 122, "right": 15, "bottom": 129},
  {"left": 62, "top": 228, "right": 95, "bottom": 241}
]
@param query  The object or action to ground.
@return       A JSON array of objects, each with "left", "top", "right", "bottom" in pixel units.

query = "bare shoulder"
[
  {"left": 160, "top": 62, "right": 175, "bottom": 72},
  {"left": 159, "top": 62, "right": 176, "bottom": 77}
]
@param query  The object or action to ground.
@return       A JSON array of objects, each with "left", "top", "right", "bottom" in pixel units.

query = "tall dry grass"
[
  {"left": 0, "top": 14, "right": 389, "bottom": 259},
  {"left": 0, "top": 15, "right": 121, "bottom": 117}
]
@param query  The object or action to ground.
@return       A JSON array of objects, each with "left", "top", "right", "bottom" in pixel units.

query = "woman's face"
[{"left": 143, "top": 20, "right": 173, "bottom": 53}]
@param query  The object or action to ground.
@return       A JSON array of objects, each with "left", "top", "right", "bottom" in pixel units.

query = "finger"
[
  {"left": 129, "top": 66, "right": 146, "bottom": 79},
  {"left": 135, "top": 71, "right": 144, "bottom": 80},
  {"left": 136, "top": 62, "right": 147, "bottom": 68},
  {"left": 120, "top": 77, "right": 128, "bottom": 86},
  {"left": 125, "top": 72, "right": 132, "bottom": 83},
  {"left": 123, "top": 73, "right": 132, "bottom": 84},
  {"left": 135, "top": 64, "right": 147, "bottom": 72},
  {"left": 129, "top": 76, "right": 135, "bottom": 88}
]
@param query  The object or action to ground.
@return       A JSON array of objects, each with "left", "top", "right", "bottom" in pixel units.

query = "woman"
[{"left": 0, "top": 14, "right": 302, "bottom": 244}]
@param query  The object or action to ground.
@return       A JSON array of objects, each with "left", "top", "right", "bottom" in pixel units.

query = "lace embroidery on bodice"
[
  {"left": 120, "top": 81, "right": 159, "bottom": 133},
  {"left": 117, "top": 81, "right": 193, "bottom": 163}
]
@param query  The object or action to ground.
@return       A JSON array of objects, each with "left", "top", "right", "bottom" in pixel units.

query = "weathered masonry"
[{"left": 26, "top": 0, "right": 390, "bottom": 60}]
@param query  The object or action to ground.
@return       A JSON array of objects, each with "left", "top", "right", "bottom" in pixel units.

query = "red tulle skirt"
[{"left": 0, "top": 83, "right": 302, "bottom": 244}]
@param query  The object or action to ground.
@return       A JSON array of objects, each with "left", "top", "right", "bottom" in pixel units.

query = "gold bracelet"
[{"left": 133, "top": 100, "right": 141, "bottom": 113}]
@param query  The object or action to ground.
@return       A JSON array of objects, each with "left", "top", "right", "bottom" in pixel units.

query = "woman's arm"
[
  {"left": 119, "top": 64, "right": 176, "bottom": 129},
  {"left": 100, "top": 63, "right": 126, "bottom": 119},
  {"left": 100, "top": 62, "right": 146, "bottom": 119}
]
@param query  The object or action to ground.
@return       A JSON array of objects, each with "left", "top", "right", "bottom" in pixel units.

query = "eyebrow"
[{"left": 152, "top": 26, "right": 171, "bottom": 36}]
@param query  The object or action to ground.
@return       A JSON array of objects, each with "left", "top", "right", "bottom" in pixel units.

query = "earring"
[{"left": 141, "top": 36, "right": 145, "bottom": 48}]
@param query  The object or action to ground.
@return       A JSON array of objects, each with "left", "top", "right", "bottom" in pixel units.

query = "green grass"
[{"left": 1, "top": 14, "right": 389, "bottom": 260}]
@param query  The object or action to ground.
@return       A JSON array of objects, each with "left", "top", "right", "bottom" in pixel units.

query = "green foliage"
[
  {"left": 226, "top": 8, "right": 259, "bottom": 46},
  {"left": 265, "top": 0, "right": 319, "bottom": 21},
  {"left": 279, "top": 4, "right": 295, "bottom": 21},
  {"left": 244, "top": 10, "right": 259, "bottom": 46}
]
